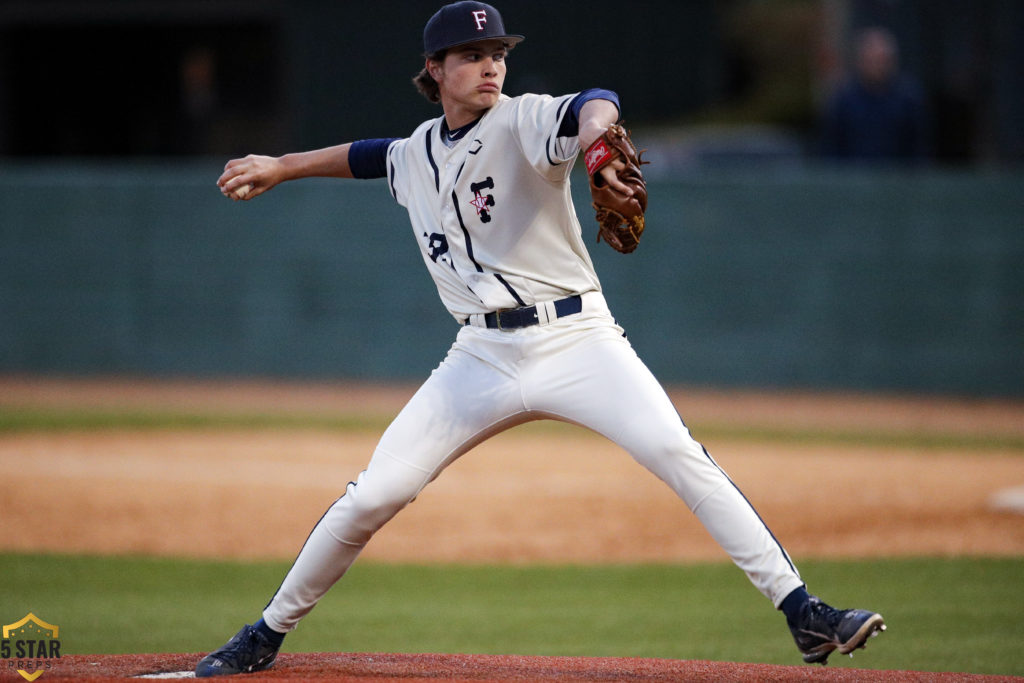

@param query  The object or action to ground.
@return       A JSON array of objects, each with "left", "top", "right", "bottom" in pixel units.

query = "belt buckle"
[{"left": 493, "top": 307, "right": 508, "bottom": 330}]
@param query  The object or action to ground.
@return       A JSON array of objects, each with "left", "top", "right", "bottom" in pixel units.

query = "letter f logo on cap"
[{"left": 423, "top": 2, "right": 523, "bottom": 54}]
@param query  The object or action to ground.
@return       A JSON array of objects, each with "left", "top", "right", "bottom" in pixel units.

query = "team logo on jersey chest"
[{"left": 469, "top": 176, "right": 495, "bottom": 223}]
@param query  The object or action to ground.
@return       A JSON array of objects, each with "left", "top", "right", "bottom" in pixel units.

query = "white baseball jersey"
[{"left": 386, "top": 93, "right": 601, "bottom": 322}]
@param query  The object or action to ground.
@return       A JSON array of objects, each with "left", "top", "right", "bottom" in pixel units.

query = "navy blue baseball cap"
[{"left": 423, "top": 2, "right": 524, "bottom": 55}]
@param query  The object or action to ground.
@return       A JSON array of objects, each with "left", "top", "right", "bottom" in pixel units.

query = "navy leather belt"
[{"left": 468, "top": 294, "right": 583, "bottom": 330}]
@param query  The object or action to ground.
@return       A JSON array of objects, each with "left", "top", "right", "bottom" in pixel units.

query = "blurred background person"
[
  {"left": 177, "top": 46, "right": 219, "bottom": 155},
  {"left": 819, "top": 27, "right": 930, "bottom": 164}
]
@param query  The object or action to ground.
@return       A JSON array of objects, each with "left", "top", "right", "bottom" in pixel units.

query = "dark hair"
[{"left": 413, "top": 50, "right": 446, "bottom": 103}]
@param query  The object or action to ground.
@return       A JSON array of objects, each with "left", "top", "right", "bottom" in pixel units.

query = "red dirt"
[{"left": 16, "top": 652, "right": 1020, "bottom": 682}]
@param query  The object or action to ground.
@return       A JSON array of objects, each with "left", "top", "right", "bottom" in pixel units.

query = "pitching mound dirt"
[{"left": 27, "top": 652, "right": 1023, "bottom": 682}]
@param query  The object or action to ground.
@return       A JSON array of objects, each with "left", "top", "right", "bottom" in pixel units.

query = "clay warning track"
[{"left": 31, "top": 652, "right": 1024, "bottom": 682}]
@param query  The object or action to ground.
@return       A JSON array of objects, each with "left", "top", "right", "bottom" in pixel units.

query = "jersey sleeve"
[
  {"left": 384, "top": 138, "right": 410, "bottom": 206},
  {"left": 385, "top": 118, "right": 440, "bottom": 207},
  {"left": 510, "top": 93, "right": 582, "bottom": 183},
  {"left": 349, "top": 138, "right": 400, "bottom": 179},
  {"left": 557, "top": 89, "right": 621, "bottom": 138}
]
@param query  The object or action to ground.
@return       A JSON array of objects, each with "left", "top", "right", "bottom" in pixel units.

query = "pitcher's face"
[{"left": 432, "top": 39, "right": 507, "bottom": 124}]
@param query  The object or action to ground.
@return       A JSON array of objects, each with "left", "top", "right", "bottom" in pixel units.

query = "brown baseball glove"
[{"left": 584, "top": 123, "right": 648, "bottom": 253}]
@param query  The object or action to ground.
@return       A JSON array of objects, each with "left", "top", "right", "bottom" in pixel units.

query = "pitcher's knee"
[
  {"left": 627, "top": 432, "right": 729, "bottom": 503},
  {"left": 628, "top": 425, "right": 705, "bottom": 469},
  {"left": 322, "top": 470, "right": 424, "bottom": 545}
]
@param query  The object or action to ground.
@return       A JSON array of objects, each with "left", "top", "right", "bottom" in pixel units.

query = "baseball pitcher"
[{"left": 196, "top": 2, "right": 885, "bottom": 676}]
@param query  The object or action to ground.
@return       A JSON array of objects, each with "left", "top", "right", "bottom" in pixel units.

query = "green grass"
[
  {"left": 1, "top": 553, "right": 1022, "bottom": 676},
  {"left": 2, "top": 408, "right": 1021, "bottom": 451},
  {"left": 0, "top": 408, "right": 392, "bottom": 434}
]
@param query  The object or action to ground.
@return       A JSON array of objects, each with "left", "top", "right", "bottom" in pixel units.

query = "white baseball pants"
[{"left": 263, "top": 292, "right": 804, "bottom": 632}]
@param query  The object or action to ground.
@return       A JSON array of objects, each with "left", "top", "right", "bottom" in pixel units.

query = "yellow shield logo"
[{"left": 2, "top": 613, "right": 61, "bottom": 682}]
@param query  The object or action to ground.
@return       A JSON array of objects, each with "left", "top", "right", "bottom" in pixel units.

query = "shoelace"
[
  {"left": 215, "top": 628, "right": 265, "bottom": 667},
  {"left": 805, "top": 599, "right": 843, "bottom": 634}
]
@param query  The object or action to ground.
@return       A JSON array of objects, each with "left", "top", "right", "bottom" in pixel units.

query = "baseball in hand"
[{"left": 231, "top": 183, "right": 252, "bottom": 200}]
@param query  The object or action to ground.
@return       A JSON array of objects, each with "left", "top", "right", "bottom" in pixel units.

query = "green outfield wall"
[{"left": 1, "top": 163, "right": 1021, "bottom": 396}]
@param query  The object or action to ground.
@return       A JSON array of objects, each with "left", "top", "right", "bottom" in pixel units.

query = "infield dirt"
[{"left": 2, "top": 377, "right": 1023, "bottom": 563}]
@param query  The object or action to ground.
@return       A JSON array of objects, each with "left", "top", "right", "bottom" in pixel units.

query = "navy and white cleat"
[
  {"left": 195, "top": 624, "right": 279, "bottom": 677},
  {"left": 789, "top": 596, "right": 886, "bottom": 665}
]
